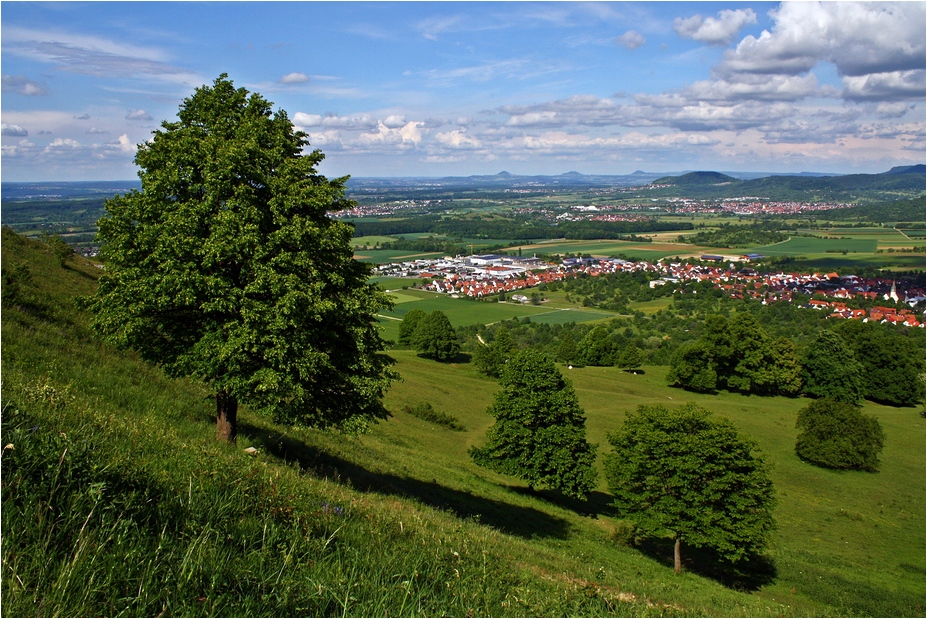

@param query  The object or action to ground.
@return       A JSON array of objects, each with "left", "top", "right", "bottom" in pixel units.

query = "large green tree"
[
  {"left": 801, "top": 330, "right": 864, "bottom": 403},
  {"left": 411, "top": 310, "right": 460, "bottom": 361},
  {"left": 604, "top": 403, "right": 776, "bottom": 573},
  {"left": 88, "top": 75, "right": 396, "bottom": 442},
  {"left": 795, "top": 398, "right": 885, "bottom": 472},
  {"left": 470, "top": 350, "right": 597, "bottom": 500},
  {"left": 397, "top": 308, "right": 427, "bottom": 346}
]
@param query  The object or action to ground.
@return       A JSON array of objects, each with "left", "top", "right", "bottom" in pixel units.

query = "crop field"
[
  {"left": 514, "top": 238, "right": 695, "bottom": 260},
  {"left": 750, "top": 236, "right": 878, "bottom": 256},
  {"left": 351, "top": 235, "right": 398, "bottom": 247},
  {"left": 353, "top": 249, "right": 445, "bottom": 263},
  {"left": 376, "top": 289, "right": 614, "bottom": 341}
]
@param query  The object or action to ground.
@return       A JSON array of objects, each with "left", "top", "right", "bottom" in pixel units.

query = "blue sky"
[{"left": 2, "top": 1, "right": 924, "bottom": 181}]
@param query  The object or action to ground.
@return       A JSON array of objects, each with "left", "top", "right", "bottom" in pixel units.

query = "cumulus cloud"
[
  {"left": 74, "top": 113, "right": 91, "bottom": 120},
  {"left": 114, "top": 134, "right": 136, "bottom": 153},
  {"left": 45, "top": 137, "right": 83, "bottom": 152},
  {"left": 842, "top": 70, "right": 926, "bottom": 101},
  {"left": 674, "top": 9, "right": 756, "bottom": 46},
  {"left": 718, "top": 2, "right": 925, "bottom": 80},
  {"left": 615, "top": 30, "right": 646, "bottom": 50},
  {"left": 359, "top": 120, "right": 425, "bottom": 147},
  {"left": 2, "top": 74, "right": 48, "bottom": 95},
  {"left": 85, "top": 127, "right": 108, "bottom": 134},
  {"left": 125, "top": 109, "right": 153, "bottom": 121},
  {"left": 435, "top": 128, "right": 482, "bottom": 149},
  {"left": 1, "top": 123, "right": 29, "bottom": 137},
  {"left": 684, "top": 73, "right": 820, "bottom": 102},
  {"left": 279, "top": 72, "right": 309, "bottom": 84}
]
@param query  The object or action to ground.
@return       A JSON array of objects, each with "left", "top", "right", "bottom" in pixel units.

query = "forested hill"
[
  {"left": 652, "top": 171, "right": 738, "bottom": 185},
  {"left": 649, "top": 166, "right": 925, "bottom": 202}
]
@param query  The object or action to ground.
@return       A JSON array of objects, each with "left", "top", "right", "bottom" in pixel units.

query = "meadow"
[
  {"left": 376, "top": 288, "right": 614, "bottom": 342},
  {"left": 3, "top": 230, "right": 924, "bottom": 617}
]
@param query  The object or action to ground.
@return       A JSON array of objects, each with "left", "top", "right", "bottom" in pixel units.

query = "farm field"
[
  {"left": 513, "top": 238, "right": 696, "bottom": 260},
  {"left": 376, "top": 288, "right": 614, "bottom": 342},
  {"left": 353, "top": 249, "right": 445, "bottom": 263}
]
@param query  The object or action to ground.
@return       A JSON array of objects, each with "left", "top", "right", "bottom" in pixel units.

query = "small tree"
[
  {"left": 617, "top": 345, "right": 644, "bottom": 373},
  {"left": 604, "top": 403, "right": 776, "bottom": 573},
  {"left": 411, "top": 310, "right": 460, "bottom": 361},
  {"left": 398, "top": 308, "right": 427, "bottom": 346},
  {"left": 470, "top": 350, "right": 597, "bottom": 500},
  {"left": 666, "top": 339, "right": 717, "bottom": 392},
  {"left": 801, "top": 330, "right": 864, "bottom": 403},
  {"left": 556, "top": 331, "right": 578, "bottom": 365},
  {"left": 795, "top": 398, "right": 885, "bottom": 472},
  {"left": 88, "top": 75, "right": 396, "bottom": 442}
]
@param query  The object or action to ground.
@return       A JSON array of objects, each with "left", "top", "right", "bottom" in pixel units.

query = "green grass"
[
  {"left": 750, "top": 236, "right": 878, "bottom": 256},
  {"left": 3, "top": 228, "right": 924, "bottom": 617}
]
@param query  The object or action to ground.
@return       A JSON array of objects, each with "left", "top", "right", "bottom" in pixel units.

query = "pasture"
[{"left": 375, "top": 350, "right": 926, "bottom": 617}]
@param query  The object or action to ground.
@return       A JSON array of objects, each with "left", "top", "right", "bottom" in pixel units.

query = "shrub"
[{"left": 401, "top": 402, "right": 466, "bottom": 431}]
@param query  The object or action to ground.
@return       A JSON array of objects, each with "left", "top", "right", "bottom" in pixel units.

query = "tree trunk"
[
  {"left": 216, "top": 390, "right": 238, "bottom": 443},
  {"left": 674, "top": 537, "right": 682, "bottom": 574}
]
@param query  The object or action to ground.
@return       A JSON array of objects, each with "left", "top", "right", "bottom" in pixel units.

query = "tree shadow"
[
  {"left": 634, "top": 536, "right": 777, "bottom": 591},
  {"left": 238, "top": 421, "right": 571, "bottom": 540},
  {"left": 507, "top": 486, "right": 618, "bottom": 520}
]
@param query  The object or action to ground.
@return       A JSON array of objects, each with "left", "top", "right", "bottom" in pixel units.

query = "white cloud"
[
  {"left": 2, "top": 74, "right": 48, "bottom": 95},
  {"left": 115, "top": 133, "right": 136, "bottom": 153},
  {"left": 615, "top": 30, "right": 646, "bottom": 50},
  {"left": 85, "top": 127, "right": 108, "bottom": 134},
  {"left": 125, "top": 109, "right": 153, "bottom": 121},
  {"left": 279, "top": 72, "right": 309, "bottom": 84},
  {"left": 674, "top": 9, "right": 756, "bottom": 46},
  {"left": 719, "top": 2, "right": 925, "bottom": 80},
  {"left": 842, "top": 70, "right": 926, "bottom": 101},
  {"left": 45, "top": 137, "right": 83, "bottom": 151},
  {"left": 435, "top": 128, "right": 481, "bottom": 149},
  {"left": 382, "top": 115, "right": 407, "bottom": 129},
  {"left": 685, "top": 73, "right": 819, "bottom": 102},
  {"left": 1, "top": 123, "right": 29, "bottom": 137}
]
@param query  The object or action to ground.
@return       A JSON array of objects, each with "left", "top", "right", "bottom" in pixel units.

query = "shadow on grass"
[
  {"left": 238, "top": 421, "right": 571, "bottom": 540},
  {"left": 507, "top": 486, "right": 618, "bottom": 520},
  {"left": 635, "top": 536, "right": 777, "bottom": 591}
]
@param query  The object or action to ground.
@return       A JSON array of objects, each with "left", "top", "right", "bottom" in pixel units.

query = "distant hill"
[
  {"left": 646, "top": 166, "right": 925, "bottom": 202},
  {"left": 885, "top": 164, "right": 926, "bottom": 175},
  {"left": 652, "top": 171, "right": 738, "bottom": 185}
]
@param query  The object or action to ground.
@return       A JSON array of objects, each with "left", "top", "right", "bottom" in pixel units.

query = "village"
[{"left": 376, "top": 252, "right": 926, "bottom": 327}]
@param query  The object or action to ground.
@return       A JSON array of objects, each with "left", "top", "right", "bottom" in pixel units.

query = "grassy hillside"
[{"left": 2, "top": 228, "right": 924, "bottom": 616}]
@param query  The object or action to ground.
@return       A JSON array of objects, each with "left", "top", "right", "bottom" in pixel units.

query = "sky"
[{"left": 1, "top": 1, "right": 925, "bottom": 181}]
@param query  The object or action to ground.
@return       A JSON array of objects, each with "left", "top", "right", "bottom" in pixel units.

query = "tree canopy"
[
  {"left": 470, "top": 350, "right": 597, "bottom": 500},
  {"left": 801, "top": 330, "right": 864, "bottom": 403},
  {"left": 604, "top": 403, "right": 776, "bottom": 572},
  {"left": 795, "top": 399, "right": 885, "bottom": 472},
  {"left": 666, "top": 313, "right": 800, "bottom": 397},
  {"left": 88, "top": 75, "right": 396, "bottom": 441},
  {"left": 411, "top": 310, "right": 460, "bottom": 361}
]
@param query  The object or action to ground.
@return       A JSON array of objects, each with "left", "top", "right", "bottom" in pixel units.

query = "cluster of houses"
[
  {"left": 666, "top": 198, "right": 852, "bottom": 215},
  {"left": 376, "top": 253, "right": 925, "bottom": 327}
]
